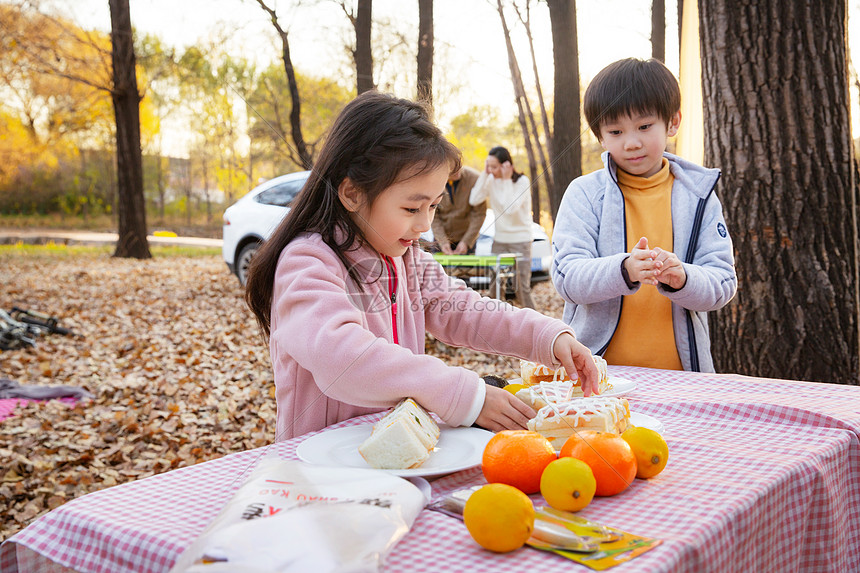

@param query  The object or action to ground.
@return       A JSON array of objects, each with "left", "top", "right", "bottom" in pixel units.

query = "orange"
[
  {"left": 503, "top": 383, "right": 527, "bottom": 395},
  {"left": 540, "top": 457, "right": 596, "bottom": 512},
  {"left": 482, "top": 430, "right": 557, "bottom": 494},
  {"left": 559, "top": 430, "right": 636, "bottom": 496},
  {"left": 622, "top": 426, "right": 669, "bottom": 478},
  {"left": 463, "top": 483, "right": 535, "bottom": 552}
]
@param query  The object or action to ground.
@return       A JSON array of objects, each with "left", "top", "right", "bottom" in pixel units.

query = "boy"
[{"left": 551, "top": 58, "right": 737, "bottom": 372}]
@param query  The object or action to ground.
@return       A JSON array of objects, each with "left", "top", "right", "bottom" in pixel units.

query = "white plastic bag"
[{"left": 170, "top": 458, "right": 428, "bottom": 573}]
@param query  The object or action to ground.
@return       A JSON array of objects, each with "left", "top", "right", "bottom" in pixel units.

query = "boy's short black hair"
[{"left": 583, "top": 58, "right": 681, "bottom": 140}]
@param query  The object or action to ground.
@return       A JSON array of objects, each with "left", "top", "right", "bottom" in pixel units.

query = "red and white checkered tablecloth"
[{"left": 2, "top": 366, "right": 859, "bottom": 573}]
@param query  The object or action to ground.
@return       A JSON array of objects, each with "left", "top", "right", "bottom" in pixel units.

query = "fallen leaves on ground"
[{"left": 0, "top": 251, "right": 565, "bottom": 541}]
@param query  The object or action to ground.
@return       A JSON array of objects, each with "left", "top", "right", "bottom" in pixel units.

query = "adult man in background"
[{"left": 432, "top": 165, "right": 485, "bottom": 254}]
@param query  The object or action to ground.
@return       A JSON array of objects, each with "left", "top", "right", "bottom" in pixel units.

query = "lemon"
[
  {"left": 622, "top": 426, "right": 669, "bottom": 478},
  {"left": 503, "top": 383, "right": 527, "bottom": 395},
  {"left": 540, "top": 457, "right": 596, "bottom": 512},
  {"left": 463, "top": 483, "right": 535, "bottom": 552}
]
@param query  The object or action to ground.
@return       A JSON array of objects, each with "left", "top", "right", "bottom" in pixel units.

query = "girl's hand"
[
  {"left": 484, "top": 159, "right": 492, "bottom": 174},
  {"left": 500, "top": 161, "right": 513, "bottom": 179},
  {"left": 474, "top": 385, "right": 535, "bottom": 431},
  {"left": 552, "top": 333, "right": 601, "bottom": 396}
]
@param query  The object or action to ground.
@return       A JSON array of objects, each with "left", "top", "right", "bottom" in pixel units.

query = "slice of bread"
[{"left": 359, "top": 398, "right": 440, "bottom": 469}]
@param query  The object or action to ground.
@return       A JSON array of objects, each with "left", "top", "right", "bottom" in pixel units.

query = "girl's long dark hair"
[
  {"left": 245, "top": 91, "right": 461, "bottom": 337},
  {"left": 488, "top": 146, "right": 523, "bottom": 182}
]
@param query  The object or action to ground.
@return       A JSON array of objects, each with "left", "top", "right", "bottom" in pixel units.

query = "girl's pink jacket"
[{"left": 269, "top": 233, "right": 574, "bottom": 441}]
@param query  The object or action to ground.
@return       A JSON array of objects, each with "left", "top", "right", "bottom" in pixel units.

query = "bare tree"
[
  {"left": 495, "top": 0, "right": 540, "bottom": 222},
  {"left": 651, "top": 0, "right": 665, "bottom": 62},
  {"left": 255, "top": 0, "right": 314, "bottom": 169},
  {"left": 337, "top": 0, "right": 374, "bottom": 94},
  {"left": 513, "top": 0, "right": 554, "bottom": 203},
  {"left": 109, "top": 0, "right": 150, "bottom": 258},
  {"left": 2, "top": 1, "right": 151, "bottom": 257},
  {"left": 700, "top": 0, "right": 859, "bottom": 383},
  {"left": 417, "top": 0, "right": 433, "bottom": 106},
  {"left": 546, "top": 0, "right": 581, "bottom": 221}
]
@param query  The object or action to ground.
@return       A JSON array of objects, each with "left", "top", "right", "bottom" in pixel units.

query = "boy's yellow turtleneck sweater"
[{"left": 603, "top": 159, "right": 683, "bottom": 370}]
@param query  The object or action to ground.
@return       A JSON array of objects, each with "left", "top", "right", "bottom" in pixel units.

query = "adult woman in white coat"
[{"left": 469, "top": 146, "right": 535, "bottom": 309}]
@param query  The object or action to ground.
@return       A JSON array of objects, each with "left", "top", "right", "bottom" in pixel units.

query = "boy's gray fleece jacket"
[{"left": 551, "top": 152, "right": 737, "bottom": 372}]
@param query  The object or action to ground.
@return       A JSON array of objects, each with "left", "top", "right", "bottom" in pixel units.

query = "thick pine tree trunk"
[
  {"left": 700, "top": 0, "right": 859, "bottom": 383},
  {"left": 109, "top": 0, "right": 150, "bottom": 259},
  {"left": 417, "top": 0, "right": 433, "bottom": 106},
  {"left": 546, "top": 0, "right": 581, "bottom": 222}
]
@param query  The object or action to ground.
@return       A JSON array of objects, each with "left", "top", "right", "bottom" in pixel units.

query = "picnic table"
[
  {"left": 2, "top": 365, "right": 859, "bottom": 572},
  {"left": 431, "top": 252, "right": 518, "bottom": 299}
]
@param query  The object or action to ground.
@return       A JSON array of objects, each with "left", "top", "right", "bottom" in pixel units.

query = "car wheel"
[{"left": 236, "top": 242, "right": 260, "bottom": 286}]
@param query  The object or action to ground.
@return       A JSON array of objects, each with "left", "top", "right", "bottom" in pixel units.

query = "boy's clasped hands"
[{"left": 625, "top": 236, "right": 687, "bottom": 290}]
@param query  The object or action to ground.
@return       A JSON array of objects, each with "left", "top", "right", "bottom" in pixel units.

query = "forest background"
[{"left": 0, "top": 0, "right": 693, "bottom": 237}]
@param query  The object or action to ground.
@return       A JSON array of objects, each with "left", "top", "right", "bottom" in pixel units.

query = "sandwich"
[{"left": 358, "top": 398, "right": 440, "bottom": 469}]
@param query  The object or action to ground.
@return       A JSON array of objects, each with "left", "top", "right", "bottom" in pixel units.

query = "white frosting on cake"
[
  {"left": 535, "top": 397, "right": 629, "bottom": 428},
  {"left": 515, "top": 381, "right": 573, "bottom": 410},
  {"left": 527, "top": 396, "right": 631, "bottom": 443},
  {"left": 520, "top": 355, "right": 611, "bottom": 395}
]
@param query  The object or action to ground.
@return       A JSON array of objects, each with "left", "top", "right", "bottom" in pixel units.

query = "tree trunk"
[
  {"left": 184, "top": 158, "right": 192, "bottom": 227},
  {"left": 651, "top": 0, "right": 665, "bottom": 62},
  {"left": 202, "top": 154, "right": 211, "bottom": 224},
  {"left": 355, "top": 0, "right": 374, "bottom": 94},
  {"left": 417, "top": 0, "right": 433, "bottom": 107},
  {"left": 108, "top": 0, "right": 150, "bottom": 259},
  {"left": 496, "top": 0, "right": 540, "bottom": 222},
  {"left": 514, "top": 0, "right": 555, "bottom": 217},
  {"left": 255, "top": 0, "right": 314, "bottom": 169},
  {"left": 157, "top": 153, "right": 165, "bottom": 220},
  {"left": 700, "top": 0, "right": 859, "bottom": 384},
  {"left": 546, "top": 0, "right": 581, "bottom": 222}
]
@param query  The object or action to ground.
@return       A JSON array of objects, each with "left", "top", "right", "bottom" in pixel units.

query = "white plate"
[
  {"left": 629, "top": 412, "right": 664, "bottom": 434},
  {"left": 506, "top": 376, "right": 637, "bottom": 397},
  {"left": 296, "top": 424, "right": 493, "bottom": 478},
  {"left": 603, "top": 376, "right": 637, "bottom": 397}
]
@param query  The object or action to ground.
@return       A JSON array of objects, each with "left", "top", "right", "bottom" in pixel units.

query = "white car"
[{"left": 222, "top": 171, "right": 551, "bottom": 287}]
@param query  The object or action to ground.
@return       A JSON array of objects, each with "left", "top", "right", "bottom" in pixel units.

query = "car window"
[{"left": 255, "top": 179, "right": 305, "bottom": 207}]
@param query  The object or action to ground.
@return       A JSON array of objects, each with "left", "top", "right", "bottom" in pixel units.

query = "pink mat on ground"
[{"left": 0, "top": 397, "right": 79, "bottom": 422}]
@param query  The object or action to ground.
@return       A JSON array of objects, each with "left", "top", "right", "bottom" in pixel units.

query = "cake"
[
  {"left": 519, "top": 355, "right": 611, "bottom": 397},
  {"left": 515, "top": 381, "right": 574, "bottom": 410},
  {"left": 358, "top": 398, "right": 440, "bottom": 469},
  {"left": 527, "top": 396, "right": 631, "bottom": 447}
]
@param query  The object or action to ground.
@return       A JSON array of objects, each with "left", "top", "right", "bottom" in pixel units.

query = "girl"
[
  {"left": 245, "top": 92, "right": 598, "bottom": 441},
  {"left": 469, "top": 146, "right": 536, "bottom": 309}
]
